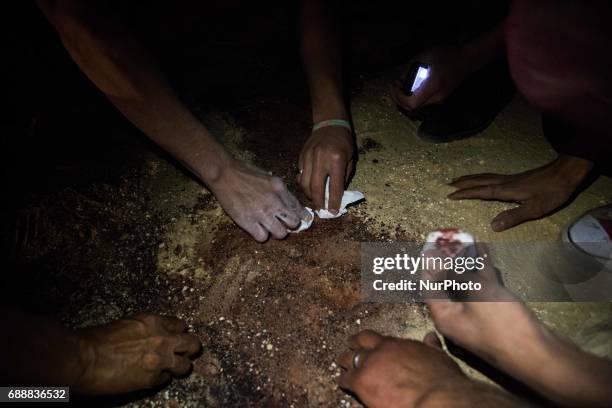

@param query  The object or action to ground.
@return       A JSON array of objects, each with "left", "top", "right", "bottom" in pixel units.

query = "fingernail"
[{"left": 491, "top": 220, "right": 505, "bottom": 231}]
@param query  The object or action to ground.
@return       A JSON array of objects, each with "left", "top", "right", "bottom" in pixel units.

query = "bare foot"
[
  {"left": 74, "top": 313, "right": 201, "bottom": 395},
  {"left": 424, "top": 243, "right": 551, "bottom": 378},
  {"left": 427, "top": 300, "right": 545, "bottom": 370},
  {"left": 424, "top": 245, "right": 612, "bottom": 406}
]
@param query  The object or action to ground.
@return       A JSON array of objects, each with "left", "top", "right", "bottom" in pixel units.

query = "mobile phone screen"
[
  {"left": 411, "top": 66, "right": 429, "bottom": 93},
  {"left": 402, "top": 63, "right": 430, "bottom": 96}
]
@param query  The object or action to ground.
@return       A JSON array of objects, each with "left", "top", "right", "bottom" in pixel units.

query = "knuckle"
[
  {"left": 149, "top": 335, "right": 165, "bottom": 348},
  {"left": 328, "top": 150, "right": 344, "bottom": 162},
  {"left": 270, "top": 229, "right": 286, "bottom": 240},
  {"left": 255, "top": 207, "right": 269, "bottom": 220},
  {"left": 270, "top": 176, "right": 286, "bottom": 192},
  {"left": 142, "top": 352, "right": 161, "bottom": 371},
  {"left": 378, "top": 339, "right": 400, "bottom": 355},
  {"left": 352, "top": 371, "right": 373, "bottom": 392},
  {"left": 311, "top": 176, "right": 324, "bottom": 189},
  {"left": 285, "top": 217, "right": 300, "bottom": 229},
  {"left": 129, "top": 317, "right": 152, "bottom": 335},
  {"left": 140, "top": 313, "right": 163, "bottom": 328},
  {"left": 254, "top": 229, "right": 269, "bottom": 243}
]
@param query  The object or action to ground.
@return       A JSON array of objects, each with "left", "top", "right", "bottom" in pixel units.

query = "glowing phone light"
[{"left": 411, "top": 66, "right": 430, "bottom": 93}]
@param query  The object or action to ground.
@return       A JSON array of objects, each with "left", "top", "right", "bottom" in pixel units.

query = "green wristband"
[{"left": 312, "top": 119, "right": 352, "bottom": 133}]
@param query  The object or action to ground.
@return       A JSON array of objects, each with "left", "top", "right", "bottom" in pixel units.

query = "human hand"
[
  {"left": 208, "top": 159, "right": 308, "bottom": 242},
  {"left": 448, "top": 155, "right": 593, "bottom": 231},
  {"left": 390, "top": 46, "right": 470, "bottom": 111},
  {"left": 74, "top": 313, "right": 201, "bottom": 395},
  {"left": 336, "top": 330, "right": 469, "bottom": 408},
  {"left": 298, "top": 125, "right": 355, "bottom": 212}
]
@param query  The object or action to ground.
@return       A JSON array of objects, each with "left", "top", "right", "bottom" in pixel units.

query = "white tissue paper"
[
  {"left": 421, "top": 228, "right": 476, "bottom": 258},
  {"left": 292, "top": 178, "right": 365, "bottom": 233}
]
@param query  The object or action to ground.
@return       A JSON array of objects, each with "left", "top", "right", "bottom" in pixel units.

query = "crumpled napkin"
[
  {"left": 421, "top": 228, "right": 477, "bottom": 258},
  {"left": 292, "top": 179, "right": 365, "bottom": 233}
]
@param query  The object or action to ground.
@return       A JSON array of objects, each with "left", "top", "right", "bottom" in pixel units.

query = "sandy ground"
[
  {"left": 347, "top": 78, "right": 612, "bottom": 376},
  {"left": 116, "top": 79, "right": 612, "bottom": 405},
  {"left": 7, "top": 72, "right": 611, "bottom": 406},
  {"left": 6, "top": 2, "right": 611, "bottom": 406}
]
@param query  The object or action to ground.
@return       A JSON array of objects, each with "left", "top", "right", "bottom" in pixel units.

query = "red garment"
[{"left": 506, "top": 0, "right": 612, "bottom": 167}]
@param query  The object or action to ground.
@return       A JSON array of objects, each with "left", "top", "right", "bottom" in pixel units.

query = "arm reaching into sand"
[
  {"left": 298, "top": 0, "right": 355, "bottom": 214},
  {"left": 37, "top": 0, "right": 306, "bottom": 242}
]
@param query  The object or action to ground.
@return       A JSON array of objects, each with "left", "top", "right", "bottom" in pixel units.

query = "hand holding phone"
[
  {"left": 402, "top": 62, "right": 430, "bottom": 95},
  {"left": 391, "top": 46, "right": 469, "bottom": 111}
]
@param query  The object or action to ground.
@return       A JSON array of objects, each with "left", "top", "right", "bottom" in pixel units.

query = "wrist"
[
  {"left": 416, "top": 376, "right": 478, "bottom": 407},
  {"left": 418, "top": 377, "right": 519, "bottom": 408},
  {"left": 312, "top": 118, "right": 352, "bottom": 133},
  {"left": 192, "top": 148, "right": 235, "bottom": 187},
  {"left": 544, "top": 154, "right": 594, "bottom": 200},
  {"left": 459, "top": 23, "right": 506, "bottom": 75},
  {"left": 311, "top": 101, "right": 349, "bottom": 124},
  {"left": 554, "top": 154, "right": 593, "bottom": 187}
]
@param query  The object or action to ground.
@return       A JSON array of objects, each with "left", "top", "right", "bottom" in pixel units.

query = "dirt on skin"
[
  {"left": 5, "top": 78, "right": 612, "bottom": 408},
  {"left": 5, "top": 77, "right": 612, "bottom": 408},
  {"left": 346, "top": 78, "right": 612, "bottom": 357},
  {"left": 4, "top": 99, "right": 435, "bottom": 408},
  {"left": 149, "top": 106, "right": 434, "bottom": 407},
  {"left": 5, "top": 3, "right": 612, "bottom": 406}
]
